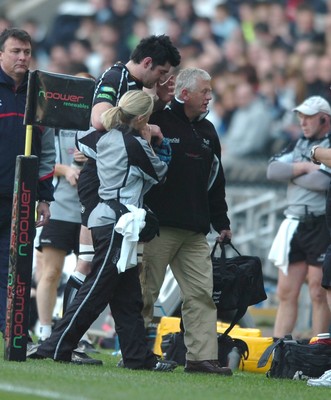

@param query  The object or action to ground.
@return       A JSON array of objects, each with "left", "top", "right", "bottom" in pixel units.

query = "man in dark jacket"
[
  {"left": 0, "top": 28, "right": 55, "bottom": 336},
  {"left": 140, "top": 67, "right": 233, "bottom": 375}
]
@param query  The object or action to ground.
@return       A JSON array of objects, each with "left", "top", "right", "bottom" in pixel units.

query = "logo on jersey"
[
  {"left": 97, "top": 86, "right": 116, "bottom": 101},
  {"left": 100, "top": 86, "right": 116, "bottom": 95},
  {"left": 96, "top": 93, "right": 113, "bottom": 101}
]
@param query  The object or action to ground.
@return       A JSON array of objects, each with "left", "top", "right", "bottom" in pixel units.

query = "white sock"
[
  {"left": 39, "top": 324, "right": 52, "bottom": 341},
  {"left": 72, "top": 270, "right": 86, "bottom": 283}
]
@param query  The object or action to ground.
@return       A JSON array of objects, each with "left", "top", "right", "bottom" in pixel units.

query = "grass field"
[{"left": 0, "top": 337, "right": 330, "bottom": 400}]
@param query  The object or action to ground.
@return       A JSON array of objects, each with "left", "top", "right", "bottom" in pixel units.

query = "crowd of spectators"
[{"left": 2, "top": 0, "right": 331, "bottom": 182}]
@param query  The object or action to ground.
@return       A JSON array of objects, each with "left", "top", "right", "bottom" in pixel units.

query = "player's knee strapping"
[{"left": 78, "top": 244, "right": 95, "bottom": 262}]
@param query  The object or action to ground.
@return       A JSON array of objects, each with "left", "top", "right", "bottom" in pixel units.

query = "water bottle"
[{"left": 227, "top": 347, "right": 241, "bottom": 371}]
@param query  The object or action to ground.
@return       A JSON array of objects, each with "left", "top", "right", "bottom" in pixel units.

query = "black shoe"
[
  {"left": 117, "top": 357, "right": 177, "bottom": 371},
  {"left": 71, "top": 349, "right": 103, "bottom": 366},
  {"left": 184, "top": 360, "right": 232, "bottom": 375},
  {"left": 27, "top": 344, "right": 102, "bottom": 365},
  {"left": 78, "top": 340, "right": 100, "bottom": 354},
  {"left": 152, "top": 359, "right": 177, "bottom": 372}
]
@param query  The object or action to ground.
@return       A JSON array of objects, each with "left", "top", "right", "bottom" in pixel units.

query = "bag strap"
[
  {"left": 219, "top": 289, "right": 251, "bottom": 340},
  {"left": 257, "top": 338, "right": 282, "bottom": 368}
]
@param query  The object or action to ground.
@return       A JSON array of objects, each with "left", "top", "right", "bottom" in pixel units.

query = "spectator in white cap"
[
  {"left": 293, "top": 95, "right": 331, "bottom": 117},
  {"left": 267, "top": 95, "right": 331, "bottom": 339}
]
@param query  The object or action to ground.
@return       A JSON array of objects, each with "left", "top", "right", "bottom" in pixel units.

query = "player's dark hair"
[
  {"left": 130, "top": 34, "right": 181, "bottom": 69},
  {"left": 0, "top": 28, "right": 32, "bottom": 51}
]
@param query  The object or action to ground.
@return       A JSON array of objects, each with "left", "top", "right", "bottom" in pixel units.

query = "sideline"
[{"left": 0, "top": 382, "right": 90, "bottom": 400}]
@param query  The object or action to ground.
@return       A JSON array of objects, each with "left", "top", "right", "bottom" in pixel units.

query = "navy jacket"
[{"left": 0, "top": 67, "right": 55, "bottom": 201}]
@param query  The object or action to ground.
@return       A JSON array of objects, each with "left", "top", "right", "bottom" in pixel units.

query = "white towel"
[
  {"left": 268, "top": 218, "right": 299, "bottom": 276},
  {"left": 114, "top": 205, "right": 146, "bottom": 273}
]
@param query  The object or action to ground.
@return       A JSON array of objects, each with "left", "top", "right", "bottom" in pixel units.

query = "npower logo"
[
  {"left": 6, "top": 180, "right": 31, "bottom": 350},
  {"left": 6, "top": 273, "right": 27, "bottom": 348},
  {"left": 38, "top": 90, "right": 84, "bottom": 103},
  {"left": 11, "top": 182, "right": 31, "bottom": 257}
]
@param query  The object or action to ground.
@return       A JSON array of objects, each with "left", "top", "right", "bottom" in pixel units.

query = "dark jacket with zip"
[
  {"left": 0, "top": 67, "right": 55, "bottom": 201},
  {"left": 145, "top": 98, "right": 230, "bottom": 235}
]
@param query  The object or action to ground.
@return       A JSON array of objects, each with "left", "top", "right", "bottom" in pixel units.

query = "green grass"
[{"left": 0, "top": 337, "right": 329, "bottom": 400}]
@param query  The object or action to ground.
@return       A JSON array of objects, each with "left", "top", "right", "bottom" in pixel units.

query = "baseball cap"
[{"left": 293, "top": 96, "right": 331, "bottom": 116}]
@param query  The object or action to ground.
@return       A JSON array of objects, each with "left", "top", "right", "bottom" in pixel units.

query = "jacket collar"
[
  {"left": 168, "top": 97, "right": 209, "bottom": 122},
  {"left": 0, "top": 66, "right": 29, "bottom": 90}
]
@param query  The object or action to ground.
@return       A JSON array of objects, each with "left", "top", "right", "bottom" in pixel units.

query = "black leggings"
[{"left": 38, "top": 223, "right": 156, "bottom": 368}]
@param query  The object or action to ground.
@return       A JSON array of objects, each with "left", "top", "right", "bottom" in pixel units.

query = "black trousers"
[
  {"left": 38, "top": 223, "right": 156, "bottom": 369},
  {"left": 322, "top": 187, "right": 331, "bottom": 289}
]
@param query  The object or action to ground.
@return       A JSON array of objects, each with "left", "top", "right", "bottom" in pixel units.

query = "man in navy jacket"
[{"left": 0, "top": 28, "right": 55, "bottom": 336}]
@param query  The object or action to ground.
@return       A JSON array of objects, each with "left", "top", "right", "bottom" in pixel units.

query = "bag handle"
[{"left": 211, "top": 239, "right": 241, "bottom": 262}]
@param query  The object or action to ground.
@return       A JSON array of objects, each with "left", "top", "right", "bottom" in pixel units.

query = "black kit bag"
[
  {"left": 161, "top": 331, "right": 186, "bottom": 366},
  {"left": 212, "top": 240, "right": 267, "bottom": 339},
  {"left": 161, "top": 331, "right": 249, "bottom": 368},
  {"left": 258, "top": 336, "right": 331, "bottom": 379},
  {"left": 161, "top": 241, "right": 258, "bottom": 366}
]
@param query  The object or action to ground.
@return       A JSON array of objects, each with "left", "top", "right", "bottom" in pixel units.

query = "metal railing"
[{"left": 225, "top": 185, "right": 287, "bottom": 282}]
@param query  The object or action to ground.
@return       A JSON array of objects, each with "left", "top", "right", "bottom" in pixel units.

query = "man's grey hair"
[{"left": 175, "top": 68, "right": 211, "bottom": 98}]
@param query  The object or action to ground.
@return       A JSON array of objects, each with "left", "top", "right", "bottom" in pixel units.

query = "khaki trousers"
[{"left": 140, "top": 227, "right": 218, "bottom": 361}]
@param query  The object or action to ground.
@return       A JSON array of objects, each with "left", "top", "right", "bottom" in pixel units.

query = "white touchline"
[{"left": 0, "top": 383, "right": 90, "bottom": 400}]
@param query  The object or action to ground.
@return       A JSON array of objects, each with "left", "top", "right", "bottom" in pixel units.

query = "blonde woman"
[{"left": 29, "top": 90, "right": 175, "bottom": 371}]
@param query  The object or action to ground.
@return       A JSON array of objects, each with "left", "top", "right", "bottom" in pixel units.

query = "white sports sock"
[
  {"left": 72, "top": 270, "right": 86, "bottom": 283},
  {"left": 39, "top": 324, "right": 52, "bottom": 341}
]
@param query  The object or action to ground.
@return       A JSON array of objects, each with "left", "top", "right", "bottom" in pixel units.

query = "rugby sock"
[
  {"left": 78, "top": 244, "right": 94, "bottom": 263},
  {"left": 38, "top": 324, "right": 52, "bottom": 341},
  {"left": 62, "top": 271, "right": 86, "bottom": 314}
]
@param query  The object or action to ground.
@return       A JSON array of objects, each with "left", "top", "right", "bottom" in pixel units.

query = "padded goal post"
[{"left": 4, "top": 154, "right": 38, "bottom": 361}]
